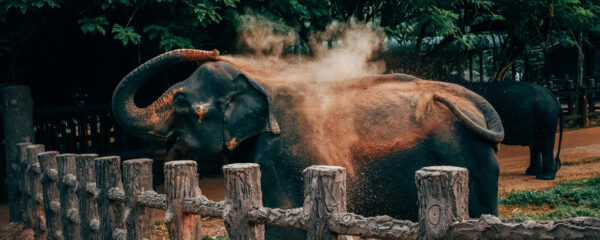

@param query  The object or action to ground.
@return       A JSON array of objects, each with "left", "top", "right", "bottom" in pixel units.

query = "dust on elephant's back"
[{"left": 259, "top": 75, "right": 486, "bottom": 176}]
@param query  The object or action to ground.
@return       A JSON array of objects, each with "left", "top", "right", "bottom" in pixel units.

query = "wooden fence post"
[
  {"left": 1, "top": 86, "right": 35, "bottom": 222},
  {"left": 415, "top": 166, "right": 469, "bottom": 240},
  {"left": 39, "top": 151, "right": 63, "bottom": 240},
  {"left": 26, "top": 144, "right": 47, "bottom": 239},
  {"left": 76, "top": 154, "right": 100, "bottom": 240},
  {"left": 165, "top": 160, "right": 202, "bottom": 240},
  {"left": 16, "top": 142, "right": 32, "bottom": 224},
  {"left": 95, "top": 156, "right": 126, "bottom": 240},
  {"left": 303, "top": 165, "right": 347, "bottom": 240},
  {"left": 223, "top": 163, "right": 264, "bottom": 240},
  {"left": 57, "top": 154, "right": 81, "bottom": 240},
  {"left": 122, "top": 158, "right": 154, "bottom": 240}
]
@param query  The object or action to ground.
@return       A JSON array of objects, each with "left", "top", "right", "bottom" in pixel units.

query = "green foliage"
[
  {"left": 78, "top": 16, "right": 109, "bottom": 36},
  {"left": 112, "top": 24, "right": 141, "bottom": 46},
  {"left": 500, "top": 176, "right": 600, "bottom": 220}
]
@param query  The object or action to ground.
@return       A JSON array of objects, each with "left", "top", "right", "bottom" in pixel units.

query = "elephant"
[
  {"left": 446, "top": 75, "right": 564, "bottom": 180},
  {"left": 112, "top": 49, "right": 504, "bottom": 238}
]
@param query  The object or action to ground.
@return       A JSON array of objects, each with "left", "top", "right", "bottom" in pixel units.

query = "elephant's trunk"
[{"left": 111, "top": 49, "right": 220, "bottom": 139}]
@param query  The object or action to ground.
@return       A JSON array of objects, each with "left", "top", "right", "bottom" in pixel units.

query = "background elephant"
[
  {"left": 112, "top": 49, "right": 504, "bottom": 238},
  {"left": 447, "top": 75, "right": 564, "bottom": 180}
]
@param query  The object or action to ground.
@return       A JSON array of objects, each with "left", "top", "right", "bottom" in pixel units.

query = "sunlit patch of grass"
[{"left": 499, "top": 176, "right": 600, "bottom": 220}]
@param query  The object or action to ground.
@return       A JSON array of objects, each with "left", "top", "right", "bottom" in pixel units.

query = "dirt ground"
[{"left": 2, "top": 126, "right": 600, "bottom": 239}]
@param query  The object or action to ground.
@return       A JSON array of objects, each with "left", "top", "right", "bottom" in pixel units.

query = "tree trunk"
[
  {"left": 57, "top": 154, "right": 81, "bottom": 240},
  {"left": 223, "top": 163, "right": 264, "bottom": 240},
  {"left": 0, "top": 86, "right": 35, "bottom": 222},
  {"left": 165, "top": 160, "right": 202, "bottom": 240}
]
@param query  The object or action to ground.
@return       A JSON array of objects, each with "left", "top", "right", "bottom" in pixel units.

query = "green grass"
[
  {"left": 202, "top": 235, "right": 228, "bottom": 240},
  {"left": 499, "top": 176, "right": 600, "bottom": 220}
]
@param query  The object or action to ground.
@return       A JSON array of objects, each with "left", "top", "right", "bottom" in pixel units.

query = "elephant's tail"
[
  {"left": 556, "top": 106, "right": 564, "bottom": 169},
  {"left": 433, "top": 93, "right": 504, "bottom": 144}
]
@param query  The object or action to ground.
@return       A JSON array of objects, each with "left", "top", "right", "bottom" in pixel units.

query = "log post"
[
  {"left": 16, "top": 142, "right": 32, "bottom": 224},
  {"left": 223, "top": 163, "right": 264, "bottom": 240},
  {"left": 26, "top": 144, "right": 47, "bottom": 239},
  {"left": 303, "top": 165, "right": 347, "bottom": 240},
  {"left": 57, "top": 154, "right": 81, "bottom": 240},
  {"left": 76, "top": 154, "right": 100, "bottom": 240},
  {"left": 95, "top": 156, "right": 126, "bottom": 240},
  {"left": 122, "top": 158, "right": 154, "bottom": 240},
  {"left": 165, "top": 161, "right": 202, "bottom": 240},
  {"left": 415, "top": 166, "right": 469, "bottom": 240},
  {"left": 39, "top": 151, "right": 63, "bottom": 240},
  {"left": 1, "top": 86, "right": 35, "bottom": 222}
]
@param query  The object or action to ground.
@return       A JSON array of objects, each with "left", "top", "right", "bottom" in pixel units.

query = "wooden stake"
[
  {"left": 165, "top": 160, "right": 202, "bottom": 240},
  {"left": 123, "top": 158, "right": 154, "bottom": 240},
  {"left": 223, "top": 163, "right": 264, "bottom": 240},
  {"left": 415, "top": 166, "right": 469, "bottom": 240}
]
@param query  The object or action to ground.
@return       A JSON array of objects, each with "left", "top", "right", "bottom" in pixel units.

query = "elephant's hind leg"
[
  {"left": 536, "top": 143, "right": 557, "bottom": 180},
  {"left": 525, "top": 145, "right": 542, "bottom": 175}
]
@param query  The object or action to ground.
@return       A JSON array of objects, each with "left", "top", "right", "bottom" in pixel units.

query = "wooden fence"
[
  {"left": 33, "top": 104, "right": 154, "bottom": 159},
  {"left": 541, "top": 75, "right": 600, "bottom": 123},
  {"left": 12, "top": 142, "right": 600, "bottom": 240}
]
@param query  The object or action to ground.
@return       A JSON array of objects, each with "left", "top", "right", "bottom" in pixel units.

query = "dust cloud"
[{"left": 220, "top": 17, "right": 456, "bottom": 175}]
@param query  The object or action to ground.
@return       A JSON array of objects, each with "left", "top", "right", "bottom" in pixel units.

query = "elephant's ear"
[{"left": 222, "top": 74, "right": 280, "bottom": 150}]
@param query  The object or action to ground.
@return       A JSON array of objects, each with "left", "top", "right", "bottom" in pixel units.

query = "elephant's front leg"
[{"left": 525, "top": 145, "right": 542, "bottom": 175}]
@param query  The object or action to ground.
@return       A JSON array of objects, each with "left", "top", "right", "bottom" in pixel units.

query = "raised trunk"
[{"left": 111, "top": 49, "right": 219, "bottom": 139}]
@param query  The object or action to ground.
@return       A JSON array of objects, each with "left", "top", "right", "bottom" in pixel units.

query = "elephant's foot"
[
  {"left": 525, "top": 167, "right": 540, "bottom": 176},
  {"left": 536, "top": 172, "right": 556, "bottom": 180}
]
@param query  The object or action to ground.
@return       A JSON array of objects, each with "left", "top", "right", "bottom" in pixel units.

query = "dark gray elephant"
[
  {"left": 446, "top": 75, "right": 563, "bottom": 180},
  {"left": 112, "top": 49, "right": 504, "bottom": 238}
]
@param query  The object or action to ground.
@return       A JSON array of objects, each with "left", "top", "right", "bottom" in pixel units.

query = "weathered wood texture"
[
  {"left": 303, "top": 165, "right": 347, "bottom": 240},
  {"left": 328, "top": 212, "right": 418, "bottom": 239},
  {"left": 38, "top": 151, "right": 63, "bottom": 240},
  {"left": 165, "top": 160, "right": 202, "bottom": 240},
  {"left": 223, "top": 163, "right": 264, "bottom": 240},
  {"left": 76, "top": 154, "right": 100, "bottom": 240},
  {"left": 415, "top": 166, "right": 469, "bottom": 240},
  {"left": 451, "top": 214, "right": 600, "bottom": 239},
  {"left": 248, "top": 207, "right": 305, "bottom": 229},
  {"left": 122, "top": 158, "right": 154, "bottom": 240},
  {"left": 138, "top": 191, "right": 166, "bottom": 210},
  {"left": 95, "top": 156, "right": 126, "bottom": 240},
  {"left": 57, "top": 153, "right": 81, "bottom": 240},
  {"left": 16, "top": 143, "right": 32, "bottom": 225},
  {"left": 1, "top": 86, "right": 35, "bottom": 222},
  {"left": 26, "top": 144, "right": 47, "bottom": 239},
  {"left": 181, "top": 196, "right": 224, "bottom": 217}
]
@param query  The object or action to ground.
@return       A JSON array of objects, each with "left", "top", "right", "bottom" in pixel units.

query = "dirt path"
[{"left": 497, "top": 126, "right": 600, "bottom": 195}]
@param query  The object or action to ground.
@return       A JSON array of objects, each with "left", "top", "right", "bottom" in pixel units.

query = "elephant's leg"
[
  {"left": 525, "top": 145, "right": 542, "bottom": 175},
  {"left": 536, "top": 142, "right": 557, "bottom": 180}
]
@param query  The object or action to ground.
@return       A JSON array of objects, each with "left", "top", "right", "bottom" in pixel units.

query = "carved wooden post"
[
  {"left": 57, "top": 154, "right": 81, "bottom": 240},
  {"left": 223, "top": 163, "right": 264, "bottom": 240},
  {"left": 165, "top": 161, "right": 202, "bottom": 240},
  {"left": 1, "top": 86, "right": 35, "bottom": 222},
  {"left": 76, "top": 154, "right": 100, "bottom": 240},
  {"left": 16, "top": 142, "right": 32, "bottom": 224},
  {"left": 415, "top": 166, "right": 469, "bottom": 240},
  {"left": 123, "top": 159, "right": 154, "bottom": 240},
  {"left": 39, "top": 151, "right": 63, "bottom": 240},
  {"left": 303, "top": 165, "right": 347, "bottom": 240},
  {"left": 26, "top": 144, "right": 47, "bottom": 239},
  {"left": 95, "top": 156, "right": 126, "bottom": 240}
]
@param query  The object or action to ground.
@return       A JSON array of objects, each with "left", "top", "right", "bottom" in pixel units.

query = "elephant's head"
[{"left": 112, "top": 49, "right": 280, "bottom": 156}]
